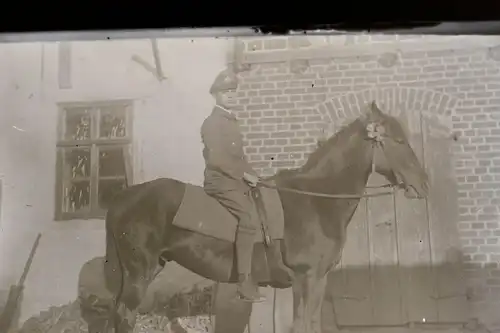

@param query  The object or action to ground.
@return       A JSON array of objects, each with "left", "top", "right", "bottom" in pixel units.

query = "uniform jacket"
[{"left": 201, "top": 106, "right": 256, "bottom": 192}]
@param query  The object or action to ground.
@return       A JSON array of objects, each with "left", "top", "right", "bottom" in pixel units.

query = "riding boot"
[
  {"left": 235, "top": 228, "right": 266, "bottom": 303},
  {"left": 269, "top": 241, "right": 294, "bottom": 286}
]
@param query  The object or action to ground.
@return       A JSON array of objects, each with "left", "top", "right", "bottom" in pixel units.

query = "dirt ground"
[{"left": 329, "top": 323, "right": 492, "bottom": 333}]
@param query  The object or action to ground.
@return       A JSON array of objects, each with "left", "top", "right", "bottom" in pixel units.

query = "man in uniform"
[{"left": 201, "top": 67, "right": 288, "bottom": 302}]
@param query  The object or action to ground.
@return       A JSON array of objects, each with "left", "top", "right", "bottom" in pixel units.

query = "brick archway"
[
  {"left": 317, "top": 87, "right": 468, "bottom": 329},
  {"left": 316, "top": 87, "right": 460, "bottom": 137}
]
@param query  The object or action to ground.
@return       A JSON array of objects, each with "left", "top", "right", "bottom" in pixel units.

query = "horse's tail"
[{"left": 104, "top": 209, "right": 126, "bottom": 333}]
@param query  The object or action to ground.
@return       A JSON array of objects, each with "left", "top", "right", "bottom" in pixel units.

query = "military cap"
[{"left": 209, "top": 67, "right": 239, "bottom": 94}]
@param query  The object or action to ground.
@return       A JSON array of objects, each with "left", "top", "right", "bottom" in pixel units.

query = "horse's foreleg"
[
  {"left": 291, "top": 275, "right": 307, "bottom": 333},
  {"left": 304, "top": 274, "right": 328, "bottom": 333},
  {"left": 213, "top": 283, "right": 253, "bottom": 333}
]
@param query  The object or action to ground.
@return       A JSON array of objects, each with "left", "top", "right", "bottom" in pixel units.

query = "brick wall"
[{"left": 233, "top": 36, "right": 500, "bottom": 328}]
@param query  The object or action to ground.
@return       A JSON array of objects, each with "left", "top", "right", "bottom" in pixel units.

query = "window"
[{"left": 55, "top": 101, "right": 133, "bottom": 220}]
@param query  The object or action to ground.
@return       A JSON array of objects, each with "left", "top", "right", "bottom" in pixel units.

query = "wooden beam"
[
  {"left": 58, "top": 42, "right": 72, "bottom": 89},
  {"left": 131, "top": 54, "right": 159, "bottom": 78},
  {"left": 151, "top": 38, "right": 166, "bottom": 81}
]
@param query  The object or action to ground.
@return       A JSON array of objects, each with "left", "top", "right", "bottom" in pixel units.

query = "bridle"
[{"left": 257, "top": 121, "right": 404, "bottom": 199}]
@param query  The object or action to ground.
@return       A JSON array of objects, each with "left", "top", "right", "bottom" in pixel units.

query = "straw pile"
[{"left": 14, "top": 285, "right": 214, "bottom": 333}]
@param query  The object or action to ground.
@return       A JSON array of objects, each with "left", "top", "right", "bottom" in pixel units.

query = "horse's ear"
[
  {"left": 317, "top": 128, "right": 328, "bottom": 148},
  {"left": 370, "top": 100, "right": 384, "bottom": 117},
  {"left": 361, "top": 101, "right": 378, "bottom": 122}
]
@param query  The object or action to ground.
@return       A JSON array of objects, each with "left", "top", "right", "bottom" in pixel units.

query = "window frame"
[{"left": 54, "top": 100, "right": 134, "bottom": 221}]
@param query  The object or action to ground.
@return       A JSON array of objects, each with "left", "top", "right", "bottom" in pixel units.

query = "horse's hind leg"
[
  {"left": 78, "top": 255, "right": 157, "bottom": 333},
  {"left": 78, "top": 257, "right": 115, "bottom": 333},
  {"left": 104, "top": 223, "right": 162, "bottom": 332}
]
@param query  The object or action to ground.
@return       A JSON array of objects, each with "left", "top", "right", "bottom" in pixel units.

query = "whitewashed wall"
[{"left": 0, "top": 37, "right": 231, "bottom": 321}]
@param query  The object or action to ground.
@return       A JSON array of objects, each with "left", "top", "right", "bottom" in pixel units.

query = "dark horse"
[{"left": 80, "top": 101, "right": 429, "bottom": 333}]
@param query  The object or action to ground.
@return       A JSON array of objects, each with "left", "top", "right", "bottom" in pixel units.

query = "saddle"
[{"left": 172, "top": 184, "right": 284, "bottom": 243}]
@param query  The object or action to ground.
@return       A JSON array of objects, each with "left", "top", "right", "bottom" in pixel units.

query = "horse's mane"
[
  {"left": 301, "top": 117, "right": 364, "bottom": 172},
  {"left": 272, "top": 116, "right": 366, "bottom": 181}
]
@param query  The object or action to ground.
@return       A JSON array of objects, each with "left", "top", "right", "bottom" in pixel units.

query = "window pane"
[
  {"left": 63, "top": 181, "right": 90, "bottom": 213},
  {"left": 99, "top": 147, "right": 126, "bottom": 177},
  {"left": 64, "top": 148, "right": 91, "bottom": 179},
  {"left": 98, "top": 179, "right": 127, "bottom": 208},
  {"left": 64, "top": 107, "right": 92, "bottom": 140},
  {"left": 61, "top": 147, "right": 92, "bottom": 214},
  {"left": 99, "top": 106, "right": 127, "bottom": 138}
]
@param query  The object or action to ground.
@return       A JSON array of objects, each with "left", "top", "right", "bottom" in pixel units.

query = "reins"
[
  {"left": 257, "top": 181, "right": 400, "bottom": 199},
  {"left": 256, "top": 136, "right": 403, "bottom": 199}
]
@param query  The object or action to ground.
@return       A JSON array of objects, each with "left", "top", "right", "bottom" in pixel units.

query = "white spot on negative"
[{"left": 12, "top": 126, "right": 25, "bottom": 132}]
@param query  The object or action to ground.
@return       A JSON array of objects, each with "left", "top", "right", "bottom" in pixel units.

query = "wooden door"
[{"left": 325, "top": 111, "right": 468, "bottom": 329}]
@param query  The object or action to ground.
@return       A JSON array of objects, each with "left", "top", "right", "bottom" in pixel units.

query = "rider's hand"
[{"left": 243, "top": 172, "right": 259, "bottom": 187}]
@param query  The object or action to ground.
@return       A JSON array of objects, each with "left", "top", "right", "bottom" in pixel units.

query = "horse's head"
[{"left": 362, "top": 101, "right": 429, "bottom": 199}]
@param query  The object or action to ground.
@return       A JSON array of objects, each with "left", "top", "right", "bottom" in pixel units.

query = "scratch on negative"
[{"left": 12, "top": 126, "right": 25, "bottom": 132}]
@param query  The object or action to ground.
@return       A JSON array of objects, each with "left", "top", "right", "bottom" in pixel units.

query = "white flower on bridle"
[{"left": 366, "top": 122, "right": 385, "bottom": 143}]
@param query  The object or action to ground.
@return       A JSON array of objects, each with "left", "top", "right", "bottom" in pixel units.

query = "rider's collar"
[
  {"left": 214, "top": 105, "right": 237, "bottom": 121},
  {"left": 215, "top": 104, "right": 233, "bottom": 115}
]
